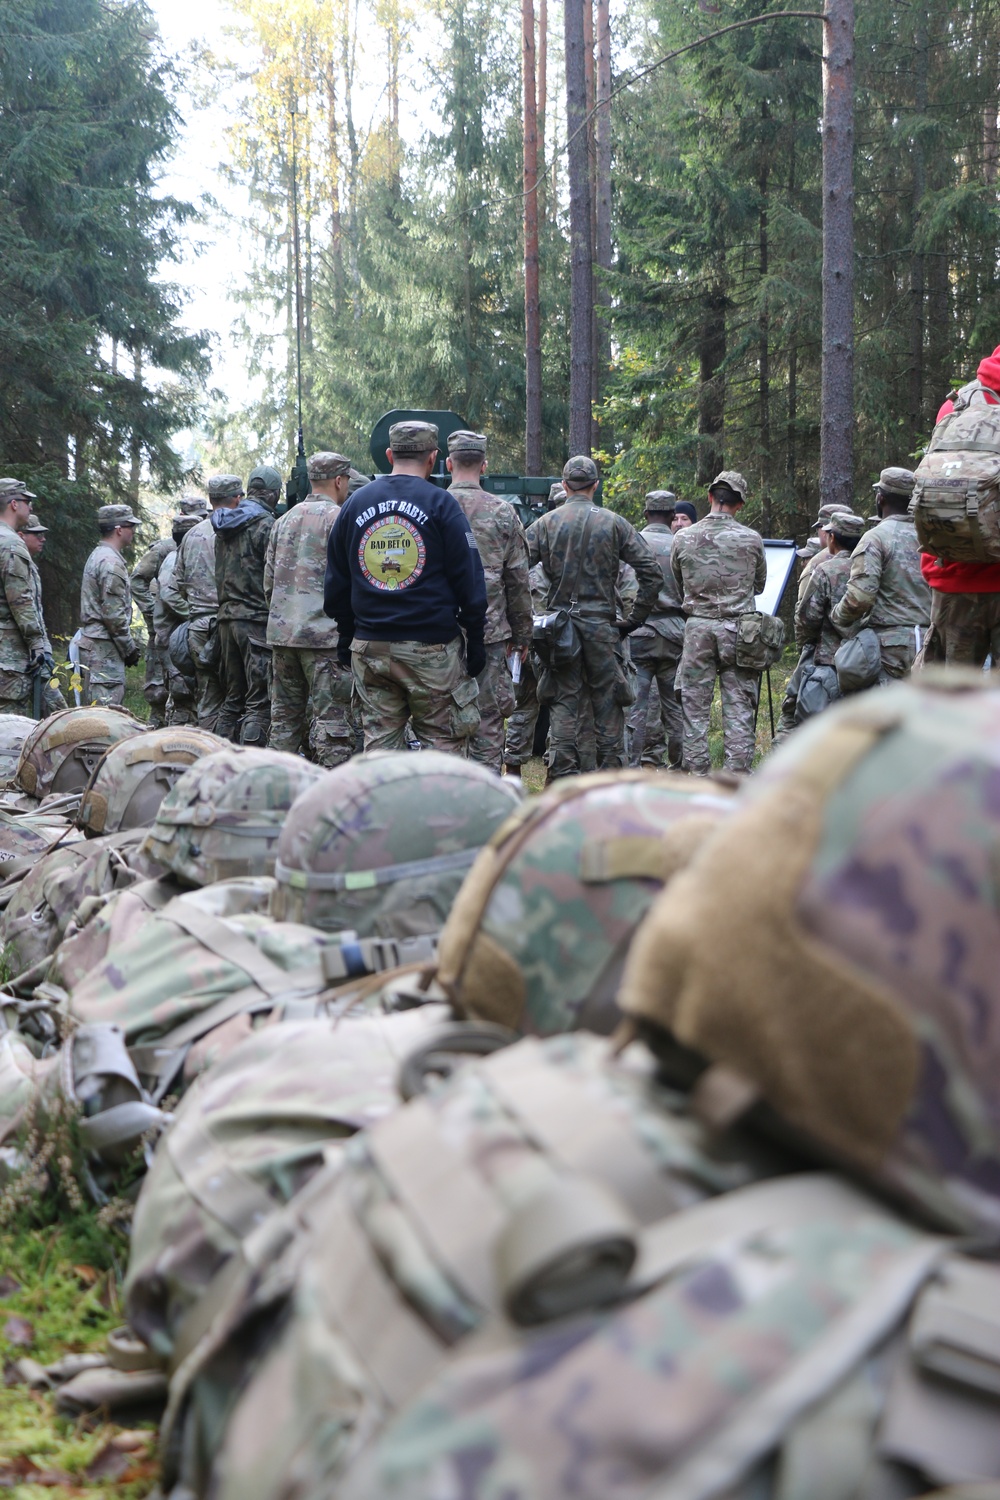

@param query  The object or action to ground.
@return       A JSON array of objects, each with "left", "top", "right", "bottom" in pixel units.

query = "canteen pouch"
[
  {"left": 735, "top": 611, "right": 785, "bottom": 671},
  {"left": 834, "top": 627, "right": 882, "bottom": 693},
  {"left": 531, "top": 608, "right": 580, "bottom": 668}
]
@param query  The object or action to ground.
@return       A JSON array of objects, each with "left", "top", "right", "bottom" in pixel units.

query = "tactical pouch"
[
  {"left": 612, "top": 646, "right": 639, "bottom": 706},
  {"left": 531, "top": 607, "right": 580, "bottom": 667},
  {"left": 834, "top": 627, "right": 882, "bottom": 694},
  {"left": 735, "top": 611, "right": 785, "bottom": 671},
  {"left": 795, "top": 663, "right": 840, "bottom": 722}
]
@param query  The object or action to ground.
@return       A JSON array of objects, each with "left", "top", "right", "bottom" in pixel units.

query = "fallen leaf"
[
  {"left": 3, "top": 1316, "right": 35, "bottom": 1347},
  {"left": 0, "top": 1275, "right": 20, "bottom": 1299},
  {"left": 72, "top": 1264, "right": 99, "bottom": 1287},
  {"left": 83, "top": 1444, "right": 131, "bottom": 1481}
]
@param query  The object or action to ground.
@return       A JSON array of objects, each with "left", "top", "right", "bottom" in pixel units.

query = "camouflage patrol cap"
[
  {"left": 827, "top": 511, "right": 865, "bottom": 541},
  {"left": 548, "top": 483, "right": 566, "bottom": 505},
  {"left": 98, "top": 503, "right": 141, "bottom": 528},
  {"left": 709, "top": 470, "right": 748, "bottom": 501},
  {"left": 447, "top": 429, "right": 487, "bottom": 457},
  {"left": 388, "top": 421, "right": 439, "bottom": 455},
  {"left": 619, "top": 674, "right": 1000, "bottom": 1234},
  {"left": 438, "top": 774, "right": 735, "bottom": 1037},
  {"left": 16, "top": 707, "right": 143, "bottom": 798},
  {"left": 347, "top": 468, "right": 370, "bottom": 495},
  {"left": 21, "top": 515, "right": 48, "bottom": 534},
  {"left": 307, "top": 451, "right": 352, "bottom": 481},
  {"left": 0, "top": 478, "right": 36, "bottom": 502},
  {"left": 143, "top": 746, "right": 325, "bottom": 887},
  {"left": 247, "top": 464, "right": 282, "bottom": 495},
  {"left": 796, "top": 536, "right": 822, "bottom": 561},
  {"left": 272, "top": 750, "right": 523, "bottom": 939},
  {"left": 179, "top": 495, "right": 209, "bottom": 517},
  {"left": 810, "top": 502, "right": 853, "bottom": 529},
  {"left": 207, "top": 475, "right": 244, "bottom": 502},
  {"left": 78, "top": 726, "right": 224, "bottom": 836},
  {"left": 873, "top": 466, "right": 916, "bottom": 497},
  {"left": 644, "top": 490, "right": 677, "bottom": 514},
  {"left": 562, "top": 455, "right": 599, "bottom": 489},
  {"left": 171, "top": 513, "right": 201, "bottom": 539}
]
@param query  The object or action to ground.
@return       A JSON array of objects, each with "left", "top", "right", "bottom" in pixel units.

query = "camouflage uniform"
[
  {"left": 625, "top": 493, "right": 686, "bottom": 767},
  {"left": 0, "top": 490, "right": 50, "bottom": 715},
  {"left": 159, "top": 487, "right": 230, "bottom": 733},
  {"left": 831, "top": 468, "right": 931, "bottom": 682},
  {"left": 154, "top": 549, "right": 197, "bottom": 725},
  {"left": 212, "top": 469, "right": 277, "bottom": 747},
  {"left": 447, "top": 432, "right": 532, "bottom": 773},
  {"left": 78, "top": 505, "right": 141, "bottom": 707},
  {"left": 22, "top": 517, "right": 66, "bottom": 715},
  {"left": 525, "top": 457, "right": 660, "bottom": 780},
  {"left": 776, "top": 503, "right": 857, "bottom": 738},
  {"left": 130, "top": 535, "right": 175, "bottom": 727},
  {"left": 264, "top": 452, "right": 354, "bottom": 767},
  {"left": 670, "top": 471, "right": 767, "bottom": 774},
  {"left": 503, "top": 560, "right": 550, "bottom": 768}
]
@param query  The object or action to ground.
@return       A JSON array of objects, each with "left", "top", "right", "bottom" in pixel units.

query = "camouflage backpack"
[
  {"left": 77, "top": 726, "right": 224, "bottom": 836},
  {"left": 436, "top": 772, "right": 733, "bottom": 1036},
  {"left": 912, "top": 378, "right": 1000, "bottom": 561},
  {"left": 15, "top": 706, "right": 143, "bottom": 798},
  {"left": 144, "top": 746, "right": 325, "bottom": 887},
  {"left": 150, "top": 1031, "right": 775, "bottom": 1500},
  {"left": 619, "top": 671, "right": 1000, "bottom": 1236},
  {"left": 0, "top": 714, "right": 37, "bottom": 785},
  {"left": 271, "top": 751, "right": 523, "bottom": 938}
]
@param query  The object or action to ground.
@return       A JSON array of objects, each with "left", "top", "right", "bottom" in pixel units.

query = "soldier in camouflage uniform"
[
  {"left": 212, "top": 466, "right": 278, "bottom": 747},
  {"left": 22, "top": 515, "right": 67, "bottom": 715},
  {"left": 626, "top": 490, "right": 686, "bottom": 768},
  {"left": 671, "top": 470, "right": 767, "bottom": 774},
  {"left": 160, "top": 476, "right": 236, "bottom": 733},
  {"left": 78, "top": 503, "right": 142, "bottom": 707},
  {"left": 264, "top": 450, "right": 354, "bottom": 766},
  {"left": 526, "top": 456, "right": 660, "bottom": 780},
  {"left": 0, "top": 481, "right": 54, "bottom": 716},
  {"left": 775, "top": 501, "right": 855, "bottom": 738},
  {"left": 445, "top": 430, "right": 532, "bottom": 772},
  {"left": 788, "top": 511, "right": 865, "bottom": 723},
  {"left": 504, "top": 483, "right": 564, "bottom": 775},
  {"left": 325, "top": 421, "right": 488, "bottom": 756},
  {"left": 130, "top": 522, "right": 177, "bottom": 728},
  {"left": 154, "top": 504, "right": 208, "bottom": 725},
  {"left": 831, "top": 466, "right": 931, "bottom": 682}
]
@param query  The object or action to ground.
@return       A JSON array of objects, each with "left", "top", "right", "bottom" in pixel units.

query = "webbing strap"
[
  {"left": 275, "top": 846, "right": 477, "bottom": 893},
  {"left": 154, "top": 985, "right": 281, "bottom": 1052},
  {"left": 165, "top": 1110, "right": 276, "bottom": 1245},
  {"left": 483, "top": 1039, "right": 679, "bottom": 1224},
  {"left": 161, "top": 904, "right": 315, "bottom": 998}
]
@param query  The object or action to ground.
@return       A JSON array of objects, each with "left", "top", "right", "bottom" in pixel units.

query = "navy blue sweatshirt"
[{"left": 324, "top": 475, "right": 487, "bottom": 653}]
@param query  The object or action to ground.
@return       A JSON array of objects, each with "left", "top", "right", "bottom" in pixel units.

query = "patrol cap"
[
  {"left": 347, "top": 469, "right": 370, "bottom": 495},
  {"left": 307, "top": 451, "right": 352, "bottom": 482},
  {"left": 796, "top": 536, "right": 822, "bottom": 561},
  {"left": 0, "top": 478, "right": 36, "bottom": 503},
  {"left": 562, "top": 455, "right": 599, "bottom": 489},
  {"left": 98, "top": 503, "right": 140, "bottom": 529},
  {"left": 810, "top": 502, "right": 853, "bottom": 529},
  {"left": 828, "top": 512, "right": 866, "bottom": 541},
  {"left": 447, "top": 429, "right": 487, "bottom": 457},
  {"left": 207, "top": 475, "right": 244, "bottom": 501},
  {"left": 172, "top": 514, "right": 201, "bottom": 538},
  {"left": 247, "top": 464, "right": 282, "bottom": 494},
  {"left": 388, "top": 421, "right": 439, "bottom": 455},
  {"left": 22, "top": 514, "right": 48, "bottom": 534},
  {"left": 873, "top": 466, "right": 916, "bottom": 497},
  {"left": 179, "top": 495, "right": 208, "bottom": 517},
  {"left": 548, "top": 483, "right": 566, "bottom": 505},
  {"left": 709, "top": 470, "right": 748, "bottom": 501},
  {"left": 644, "top": 490, "right": 677, "bottom": 513}
]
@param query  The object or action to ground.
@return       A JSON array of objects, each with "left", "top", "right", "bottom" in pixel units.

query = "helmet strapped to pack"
[
  {"left": 619, "top": 673, "right": 1000, "bottom": 1234},
  {"left": 143, "top": 747, "right": 325, "bottom": 887},
  {"left": 436, "top": 771, "right": 734, "bottom": 1036},
  {"left": 16, "top": 707, "right": 143, "bottom": 798},
  {"left": 77, "top": 727, "right": 224, "bottom": 836},
  {"left": 271, "top": 750, "right": 523, "bottom": 939}
]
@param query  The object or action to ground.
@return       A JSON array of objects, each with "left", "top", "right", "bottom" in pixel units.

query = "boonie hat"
[
  {"left": 562, "top": 455, "right": 599, "bottom": 489},
  {"left": 709, "top": 470, "right": 748, "bottom": 501},
  {"left": 98, "top": 503, "right": 141, "bottom": 528},
  {"left": 307, "top": 452, "right": 352, "bottom": 482},
  {"left": 873, "top": 466, "right": 916, "bottom": 497},
  {"left": 388, "top": 421, "right": 439, "bottom": 455}
]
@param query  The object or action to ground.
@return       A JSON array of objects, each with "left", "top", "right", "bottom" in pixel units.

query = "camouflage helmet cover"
[
  {"left": 143, "top": 746, "right": 325, "bottom": 887},
  {"left": 619, "top": 674, "right": 1000, "bottom": 1233},
  {"left": 16, "top": 707, "right": 143, "bottom": 798},
  {"left": 437, "top": 773, "right": 734, "bottom": 1036},
  {"left": 272, "top": 750, "right": 523, "bottom": 939},
  {"left": 0, "top": 714, "right": 39, "bottom": 786},
  {"left": 77, "top": 726, "right": 225, "bottom": 836}
]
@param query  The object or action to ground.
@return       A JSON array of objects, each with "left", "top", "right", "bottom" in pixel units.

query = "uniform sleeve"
[
  {"left": 753, "top": 537, "right": 767, "bottom": 597},
  {"left": 159, "top": 535, "right": 191, "bottom": 619},
  {"left": 130, "top": 543, "right": 166, "bottom": 617},
  {"left": 0, "top": 548, "right": 46, "bottom": 656},
  {"left": 442, "top": 500, "right": 488, "bottom": 656},
  {"left": 831, "top": 534, "right": 882, "bottom": 630},
  {"left": 669, "top": 536, "right": 685, "bottom": 600},
  {"left": 618, "top": 523, "right": 662, "bottom": 626},
  {"left": 324, "top": 505, "right": 356, "bottom": 643},
  {"left": 264, "top": 520, "right": 279, "bottom": 604},
  {"left": 795, "top": 567, "right": 828, "bottom": 647},
  {"left": 100, "top": 559, "right": 136, "bottom": 659},
  {"left": 525, "top": 518, "right": 543, "bottom": 568},
  {"left": 503, "top": 517, "right": 533, "bottom": 647}
]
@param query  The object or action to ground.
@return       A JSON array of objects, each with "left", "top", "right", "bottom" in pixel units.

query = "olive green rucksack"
[{"left": 911, "top": 379, "right": 1000, "bottom": 561}]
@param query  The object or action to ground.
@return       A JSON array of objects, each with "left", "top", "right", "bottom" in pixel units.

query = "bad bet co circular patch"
[{"left": 358, "top": 516, "right": 426, "bottom": 591}]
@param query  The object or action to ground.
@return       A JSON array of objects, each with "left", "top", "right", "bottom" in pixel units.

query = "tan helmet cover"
[
  {"left": 16, "top": 707, "right": 143, "bottom": 798},
  {"left": 78, "top": 727, "right": 225, "bottom": 835}
]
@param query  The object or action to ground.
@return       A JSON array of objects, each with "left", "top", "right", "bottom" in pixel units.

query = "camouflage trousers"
[
  {"left": 504, "top": 658, "right": 540, "bottom": 768},
  {"left": 141, "top": 611, "right": 168, "bottom": 728},
  {"left": 626, "top": 635, "right": 683, "bottom": 768},
  {"left": 544, "top": 619, "right": 629, "bottom": 781},
  {"left": 774, "top": 646, "right": 811, "bottom": 743},
  {"left": 877, "top": 627, "right": 920, "bottom": 686},
  {"left": 916, "top": 588, "right": 1000, "bottom": 672},
  {"left": 269, "top": 646, "right": 354, "bottom": 768},
  {"left": 216, "top": 619, "right": 271, "bottom": 747},
  {"left": 187, "top": 616, "right": 225, "bottom": 734},
  {"left": 351, "top": 637, "right": 479, "bottom": 756},
  {"left": 78, "top": 637, "right": 126, "bottom": 707},
  {"left": 678, "top": 617, "right": 760, "bottom": 776},
  {"left": 469, "top": 644, "right": 516, "bottom": 773}
]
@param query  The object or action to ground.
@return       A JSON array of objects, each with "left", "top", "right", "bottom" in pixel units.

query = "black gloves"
[
  {"left": 337, "top": 637, "right": 353, "bottom": 669},
  {"left": 29, "top": 650, "right": 55, "bottom": 677},
  {"left": 466, "top": 640, "right": 486, "bottom": 679},
  {"left": 123, "top": 644, "right": 142, "bottom": 668}
]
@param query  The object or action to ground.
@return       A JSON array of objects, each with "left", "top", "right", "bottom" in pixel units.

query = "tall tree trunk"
[
  {"left": 819, "top": 0, "right": 855, "bottom": 513},
  {"left": 326, "top": 63, "right": 345, "bottom": 317},
  {"left": 786, "top": 338, "right": 798, "bottom": 497},
  {"left": 759, "top": 144, "right": 771, "bottom": 535},
  {"left": 697, "top": 283, "right": 726, "bottom": 485},
  {"left": 583, "top": 0, "right": 599, "bottom": 421},
  {"left": 341, "top": 18, "right": 362, "bottom": 321},
  {"left": 594, "top": 0, "right": 612, "bottom": 441},
  {"left": 565, "top": 0, "right": 594, "bottom": 455},
  {"left": 908, "top": 6, "right": 928, "bottom": 444},
  {"left": 523, "top": 0, "right": 542, "bottom": 473},
  {"left": 538, "top": 0, "right": 547, "bottom": 221},
  {"left": 128, "top": 345, "right": 142, "bottom": 504}
]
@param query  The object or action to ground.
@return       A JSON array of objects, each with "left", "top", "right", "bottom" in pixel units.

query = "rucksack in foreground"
[{"left": 912, "top": 377, "right": 1000, "bottom": 561}]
